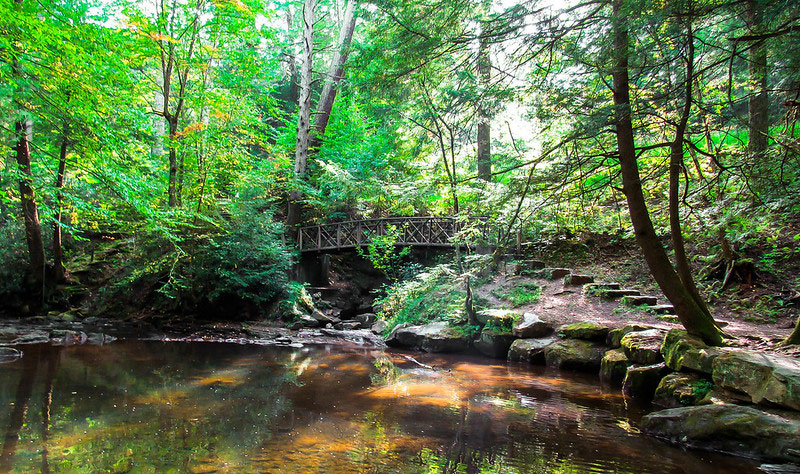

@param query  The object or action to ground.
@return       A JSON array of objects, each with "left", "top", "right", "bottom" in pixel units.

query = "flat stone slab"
[
  {"left": 621, "top": 329, "right": 665, "bottom": 365},
  {"left": 641, "top": 404, "right": 800, "bottom": 463},
  {"left": 621, "top": 295, "right": 658, "bottom": 306},
  {"left": 713, "top": 350, "right": 800, "bottom": 411},
  {"left": 513, "top": 312, "right": 554, "bottom": 338},
  {"left": 649, "top": 304, "right": 676, "bottom": 315},
  {"left": 476, "top": 309, "right": 520, "bottom": 327},
  {"left": 607, "top": 324, "right": 655, "bottom": 348},
  {"left": 558, "top": 322, "right": 609, "bottom": 342},
  {"left": 544, "top": 339, "right": 606, "bottom": 372},
  {"left": 508, "top": 337, "right": 557, "bottom": 364},
  {"left": 584, "top": 283, "right": 622, "bottom": 294},
  {"left": 599, "top": 289, "right": 641, "bottom": 299},
  {"left": 542, "top": 268, "right": 571, "bottom": 280},
  {"left": 563, "top": 274, "right": 594, "bottom": 286},
  {"left": 386, "top": 322, "right": 469, "bottom": 353}
]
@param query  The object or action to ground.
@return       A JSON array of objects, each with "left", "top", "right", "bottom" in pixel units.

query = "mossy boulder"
[
  {"left": 622, "top": 363, "right": 669, "bottom": 400},
  {"left": 641, "top": 404, "right": 800, "bottom": 463},
  {"left": 661, "top": 329, "right": 727, "bottom": 375},
  {"left": 508, "top": 337, "right": 557, "bottom": 364},
  {"left": 474, "top": 329, "right": 517, "bottom": 359},
  {"left": 606, "top": 324, "right": 654, "bottom": 348},
  {"left": 653, "top": 372, "right": 709, "bottom": 408},
  {"left": 712, "top": 350, "right": 800, "bottom": 411},
  {"left": 513, "top": 312, "right": 554, "bottom": 338},
  {"left": 600, "top": 348, "right": 632, "bottom": 385},
  {"left": 476, "top": 309, "right": 519, "bottom": 328},
  {"left": 558, "top": 322, "right": 609, "bottom": 342},
  {"left": 544, "top": 339, "right": 606, "bottom": 372},
  {"left": 385, "top": 322, "right": 469, "bottom": 353},
  {"left": 620, "top": 329, "right": 664, "bottom": 365}
]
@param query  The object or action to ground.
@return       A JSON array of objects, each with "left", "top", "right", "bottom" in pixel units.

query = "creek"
[{"left": 0, "top": 341, "right": 761, "bottom": 472}]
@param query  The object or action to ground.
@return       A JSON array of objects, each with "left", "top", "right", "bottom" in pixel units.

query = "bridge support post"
[{"left": 295, "top": 253, "right": 330, "bottom": 286}]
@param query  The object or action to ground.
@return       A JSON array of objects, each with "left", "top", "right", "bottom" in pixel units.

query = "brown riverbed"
[{"left": 0, "top": 341, "right": 763, "bottom": 473}]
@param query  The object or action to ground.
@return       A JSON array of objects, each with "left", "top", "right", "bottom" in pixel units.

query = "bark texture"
[
  {"left": 287, "top": 0, "right": 316, "bottom": 234},
  {"left": 611, "top": 0, "right": 722, "bottom": 345}
]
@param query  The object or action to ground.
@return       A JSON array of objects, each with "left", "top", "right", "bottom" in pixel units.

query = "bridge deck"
[{"left": 298, "top": 217, "right": 490, "bottom": 252}]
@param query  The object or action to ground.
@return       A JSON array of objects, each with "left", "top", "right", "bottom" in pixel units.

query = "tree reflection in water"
[{"left": 0, "top": 342, "right": 762, "bottom": 473}]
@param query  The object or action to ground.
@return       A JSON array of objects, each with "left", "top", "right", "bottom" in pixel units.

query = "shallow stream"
[{"left": 0, "top": 341, "right": 761, "bottom": 472}]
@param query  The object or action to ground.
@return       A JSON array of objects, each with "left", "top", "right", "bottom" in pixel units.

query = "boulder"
[
  {"left": 649, "top": 305, "right": 676, "bottom": 315},
  {"left": 336, "top": 321, "right": 362, "bottom": 331},
  {"left": 85, "top": 333, "right": 117, "bottom": 345},
  {"left": 10, "top": 330, "right": 50, "bottom": 345},
  {"left": 370, "top": 320, "right": 387, "bottom": 335},
  {"left": 474, "top": 329, "right": 517, "bottom": 359},
  {"left": 620, "top": 329, "right": 664, "bottom": 365},
  {"left": 606, "top": 324, "right": 653, "bottom": 348},
  {"left": 385, "top": 321, "right": 469, "bottom": 353},
  {"left": 49, "top": 330, "right": 88, "bottom": 346},
  {"left": 653, "top": 372, "right": 709, "bottom": 408},
  {"left": 600, "top": 348, "right": 631, "bottom": 385},
  {"left": 354, "top": 313, "right": 377, "bottom": 327},
  {"left": 476, "top": 309, "right": 519, "bottom": 328},
  {"left": 508, "top": 337, "right": 556, "bottom": 364},
  {"left": 0, "top": 347, "right": 22, "bottom": 363},
  {"left": 622, "top": 363, "right": 669, "bottom": 400},
  {"left": 712, "top": 350, "right": 800, "bottom": 411},
  {"left": 641, "top": 404, "right": 800, "bottom": 463},
  {"left": 558, "top": 322, "right": 609, "bottom": 342},
  {"left": 513, "top": 312, "right": 554, "bottom": 338},
  {"left": 297, "top": 314, "right": 320, "bottom": 328},
  {"left": 544, "top": 339, "right": 606, "bottom": 371},
  {"left": 563, "top": 274, "right": 594, "bottom": 286},
  {"left": 311, "top": 310, "right": 340, "bottom": 325},
  {"left": 661, "top": 329, "right": 726, "bottom": 375}
]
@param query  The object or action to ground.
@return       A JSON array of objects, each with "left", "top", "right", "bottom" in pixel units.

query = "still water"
[{"left": 0, "top": 341, "right": 760, "bottom": 473}]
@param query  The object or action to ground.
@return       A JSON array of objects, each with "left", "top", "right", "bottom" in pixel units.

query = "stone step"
[
  {"left": 599, "top": 289, "right": 641, "bottom": 299},
  {"left": 584, "top": 282, "right": 622, "bottom": 294},
  {"left": 564, "top": 274, "right": 594, "bottom": 286},
  {"left": 648, "top": 304, "right": 676, "bottom": 315},
  {"left": 542, "top": 268, "right": 571, "bottom": 280},
  {"left": 622, "top": 295, "right": 659, "bottom": 306}
]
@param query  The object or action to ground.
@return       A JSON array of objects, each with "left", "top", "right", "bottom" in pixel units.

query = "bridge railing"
[{"left": 298, "top": 216, "right": 491, "bottom": 252}]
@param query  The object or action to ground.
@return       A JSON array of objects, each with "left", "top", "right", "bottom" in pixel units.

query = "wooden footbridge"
[{"left": 298, "top": 217, "right": 492, "bottom": 252}]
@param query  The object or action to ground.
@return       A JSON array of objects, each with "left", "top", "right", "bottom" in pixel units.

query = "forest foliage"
[{"left": 0, "top": 0, "right": 798, "bottom": 331}]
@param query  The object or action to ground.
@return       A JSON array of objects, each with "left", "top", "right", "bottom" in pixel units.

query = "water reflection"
[{"left": 0, "top": 342, "right": 760, "bottom": 473}]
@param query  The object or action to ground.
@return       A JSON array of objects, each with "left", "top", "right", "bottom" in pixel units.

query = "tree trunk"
[
  {"left": 669, "top": 10, "right": 712, "bottom": 318},
  {"left": 785, "top": 316, "right": 800, "bottom": 345},
  {"left": 167, "top": 117, "right": 179, "bottom": 207},
  {"left": 0, "top": 346, "right": 40, "bottom": 472},
  {"left": 476, "top": 0, "right": 492, "bottom": 181},
  {"left": 309, "top": 0, "right": 358, "bottom": 152},
  {"left": 745, "top": 0, "right": 769, "bottom": 158},
  {"left": 15, "top": 119, "right": 47, "bottom": 288},
  {"left": 287, "top": 0, "right": 316, "bottom": 235},
  {"left": 53, "top": 125, "right": 69, "bottom": 283},
  {"left": 611, "top": 0, "right": 722, "bottom": 345}
]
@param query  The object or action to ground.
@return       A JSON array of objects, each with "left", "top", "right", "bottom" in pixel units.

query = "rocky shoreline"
[
  {"left": 384, "top": 311, "right": 800, "bottom": 466},
  {"left": 2, "top": 310, "right": 799, "bottom": 468}
]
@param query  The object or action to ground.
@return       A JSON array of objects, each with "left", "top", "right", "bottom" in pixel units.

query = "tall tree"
[
  {"left": 476, "top": 0, "right": 492, "bottom": 181},
  {"left": 611, "top": 0, "right": 722, "bottom": 344},
  {"left": 309, "top": 0, "right": 358, "bottom": 152},
  {"left": 287, "top": 0, "right": 316, "bottom": 234},
  {"left": 10, "top": 0, "right": 46, "bottom": 290}
]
